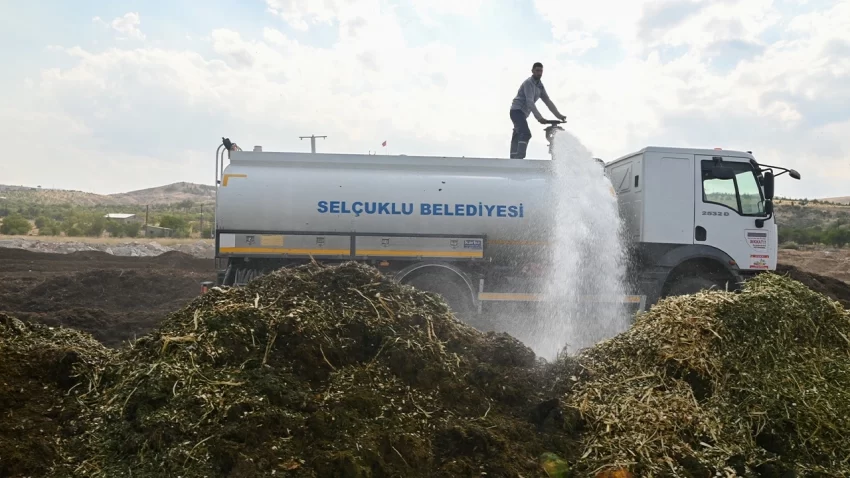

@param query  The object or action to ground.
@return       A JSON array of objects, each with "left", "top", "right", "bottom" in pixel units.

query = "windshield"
[{"left": 701, "top": 160, "right": 765, "bottom": 216}]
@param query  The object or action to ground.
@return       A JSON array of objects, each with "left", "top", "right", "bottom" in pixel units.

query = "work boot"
[{"left": 516, "top": 141, "right": 528, "bottom": 159}]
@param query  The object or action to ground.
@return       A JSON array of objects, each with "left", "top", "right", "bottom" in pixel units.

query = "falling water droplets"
[{"left": 527, "top": 128, "right": 631, "bottom": 361}]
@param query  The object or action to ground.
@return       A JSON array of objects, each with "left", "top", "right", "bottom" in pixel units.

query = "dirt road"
[{"left": 0, "top": 248, "right": 214, "bottom": 347}]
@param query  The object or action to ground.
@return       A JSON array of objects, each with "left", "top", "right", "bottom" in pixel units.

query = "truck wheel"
[
  {"left": 403, "top": 272, "right": 488, "bottom": 331},
  {"left": 664, "top": 276, "right": 727, "bottom": 298}
]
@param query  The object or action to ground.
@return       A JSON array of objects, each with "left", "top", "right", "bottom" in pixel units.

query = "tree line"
[
  {"left": 779, "top": 222, "right": 850, "bottom": 248},
  {"left": 0, "top": 201, "right": 213, "bottom": 238}
]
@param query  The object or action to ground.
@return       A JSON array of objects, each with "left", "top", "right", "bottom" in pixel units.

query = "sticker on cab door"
[
  {"left": 749, "top": 254, "right": 770, "bottom": 270},
  {"left": 746, "top": 230, "right": 768, "bottom": 250}
]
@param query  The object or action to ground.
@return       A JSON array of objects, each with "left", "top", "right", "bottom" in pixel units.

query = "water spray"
[{"left": 525, "top": 123, "right": 631, "bottom": 361}]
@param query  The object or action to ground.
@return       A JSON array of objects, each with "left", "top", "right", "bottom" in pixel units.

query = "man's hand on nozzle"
[
  {"left": 555, "top": 113, "right": 566, "bottom": 122},
  {"left": 537, "top": 117, "right": 549, "bottom": 124}
]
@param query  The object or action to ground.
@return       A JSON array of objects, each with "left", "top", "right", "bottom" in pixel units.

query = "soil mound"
[
  {"left": 560, "top": 273, "right": 850, "bottom": 476},
  {"left": 68, "top": 261, "right": 568, "bottom": 478},
  {"left": 149, "top": 249, "right": 210, "bottom": 268},
  {"left": 0, "top": 314, "right": 114, "bottom": 477},
  {"left": 0, "top": 247, "right": 117, "bottom": 264},
  {"left": 776, "top": 263, "right": 850, "bottom": 308},
  {"left": 0, "top": 269, "right": 206, "bottom": 347},
  {"left": 0, "top": 246, "right": 214, "bottom": 272},
  {"left": 22, "top": 269, "right": 200, "bottom": 311},
  {"left": 67, "top": 250, "right": 119, "bottom": 261},
  {"left": 0, "top": 247, "right": 47, "bottom": 261}
]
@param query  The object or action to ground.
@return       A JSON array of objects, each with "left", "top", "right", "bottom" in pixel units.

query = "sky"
[{"left": 2, "top": 0, "right": 849, "bottom": 199}]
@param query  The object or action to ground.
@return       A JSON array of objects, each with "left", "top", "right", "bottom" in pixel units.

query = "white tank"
[{"left": 215, "top": 150, "right": 591, "bottom": 258}]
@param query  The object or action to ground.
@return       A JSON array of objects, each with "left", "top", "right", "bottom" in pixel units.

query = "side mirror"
[
  {"left": 712, "top": 166, "right": 736, "bottom": 180},
  {"left": 763, "top": 171, "right": 774, "bottom": 200},
  {"left": 765, "top": 200, "right": 774, "bottom": 215}
]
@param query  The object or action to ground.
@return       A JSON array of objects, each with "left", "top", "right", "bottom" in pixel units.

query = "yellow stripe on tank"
[
  {"left": 219, "top": 247, "right": 349, "bottom": 255},
  {"left": 356, "top": 250, "right": 483, "bottom": 258},
  {"left": 221, "top": 174, "right": 247, "bottom": 186}
]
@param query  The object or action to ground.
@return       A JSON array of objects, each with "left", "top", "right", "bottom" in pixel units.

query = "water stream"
[{"left": 528, "top": 128, "right": 631, "bottom": 361}]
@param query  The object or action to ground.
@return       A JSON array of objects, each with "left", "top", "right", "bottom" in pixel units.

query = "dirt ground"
[
  {"left": 0, "top": 248, "right": 215, "bottom": 347},
  {"left": 774, "top": 249, "right": 850, "bottom": 308},
  {"left": 778, "top": 248, "right": 850, "bottom": 283},
  {"left": 1, "top": 246, "right": 849, "bottom": 350}
]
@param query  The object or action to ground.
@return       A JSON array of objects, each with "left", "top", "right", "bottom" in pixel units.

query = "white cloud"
[
  {"left": 264, "top": 0, "right": 331, "bottom": 31},
  {"left": 535, "top": 0, "right": 782, "bottom": 59},
  {"left": 534, "top": 0, "right": 651, "bottom": 42},
  {"left": 410, "top": 0, "right": 485, "bottom": 26},
  {"left": 642, "top": 0, "right": 779, "bottom": 49},
  {"left": 264, "top": 0, "right": 372, "bottom": 31},
  {"left": 93, "top": 12, "right": 145, "bottom": 41},
  {"left": 262, "top": 27, "right": 290, "bottom": 47},
  {"left": 413, "top": 0, "right": 485, "bottom": 17},
  {"left": 0, "top": 107, "right": 205, "bottom": 194},
  {"left": 527, "top": 0, "right": 850, "bottom": 198},
  {"left": 5, "top": 0, "right": 850, "bottom": 199}
]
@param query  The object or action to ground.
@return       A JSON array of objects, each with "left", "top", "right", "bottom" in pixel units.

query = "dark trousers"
[{"left": 509, "top": 109, "right": 531, "bottom": 159}]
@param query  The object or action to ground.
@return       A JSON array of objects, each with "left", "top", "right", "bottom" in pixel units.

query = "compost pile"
[
  {"left": 561, "top": 273, "right": 850, "bottom": 477},
  {"left": 0, "top": 314, "right": 114, "bottom": 477},
  {"left": 5, "top": 259, "right": 850, "bottom": 478},
  {"left": 66, "top": 261, "right": 568, "bottom": 478}
]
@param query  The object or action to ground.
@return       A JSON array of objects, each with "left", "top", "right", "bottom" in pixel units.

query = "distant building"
[
  {"left": 104, "top": 213, "right": 143, "bottom": 223},
  {"left": 144, "top": 225, "right": 174, "bottom": 238}
]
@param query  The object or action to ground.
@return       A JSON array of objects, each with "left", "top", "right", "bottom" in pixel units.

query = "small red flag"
[{"left": 382, "top": 140, "right": 387, "bottom": 147}]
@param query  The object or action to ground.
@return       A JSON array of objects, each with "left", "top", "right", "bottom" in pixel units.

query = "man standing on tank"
[{"left": 509, "top": 62, "right": 566, "bottom": 159}]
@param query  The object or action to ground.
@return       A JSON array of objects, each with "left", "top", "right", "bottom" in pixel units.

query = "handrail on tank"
[
  {"left": 214, "top": 137, "right": 239, "bottom": 236},
  {"left": 214, "top": 142, "right": 223, "bottom": 235}
]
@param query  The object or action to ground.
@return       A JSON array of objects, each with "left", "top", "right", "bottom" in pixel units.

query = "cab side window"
[
  {"left": 701, "top": 160, "right": 765, "bottom": 216},
  {"left": 702, "top": 173, "right": 738, "bottom": 210}
]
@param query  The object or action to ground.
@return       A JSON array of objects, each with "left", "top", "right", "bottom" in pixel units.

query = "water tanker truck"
[{"left": 211, "top": 125, "right": 800, "bottom": 326}]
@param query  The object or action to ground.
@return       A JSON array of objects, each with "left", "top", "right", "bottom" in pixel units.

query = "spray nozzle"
[{"left": 544, "top": 120, "right": 566, "bottom": 155}]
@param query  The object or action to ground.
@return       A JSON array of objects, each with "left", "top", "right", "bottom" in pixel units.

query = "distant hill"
[
  {"left": 107, "top": 182, "right": 215, "bottom": 205},
  {"left": 819, "top": 196, "right": 850, "bottom": 205},
  {"left": 0, "top": 182, "right": 215, "bottom": 206},
  {"left": 0, "top": 186, "right": 107, "bottom": 207},
  {"left": 775, "top": 200, "right": 850, "bottom": 230}
]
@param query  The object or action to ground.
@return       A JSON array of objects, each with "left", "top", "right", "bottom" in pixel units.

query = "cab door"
[{"left": 693, "top": 156, "right": 774, "bottom": 272}]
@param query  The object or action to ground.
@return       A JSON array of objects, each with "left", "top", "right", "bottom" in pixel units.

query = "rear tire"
[
  {"left": 663, "top": 275, "right": 727, "bottom": 298},
  {"left": 403, "top": 272, "right": 490, "bottom": 331}
]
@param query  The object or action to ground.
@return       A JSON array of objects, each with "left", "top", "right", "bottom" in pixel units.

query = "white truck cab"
[{"left": 606, "top": 146, "right": 798, "bottom": 306}]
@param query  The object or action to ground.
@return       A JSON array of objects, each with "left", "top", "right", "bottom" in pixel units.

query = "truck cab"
[{"left": 605, "top": 146, "right": 799, "bottom": 306}]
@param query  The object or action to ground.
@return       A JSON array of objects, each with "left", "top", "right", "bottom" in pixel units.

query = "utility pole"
[
  {"left": 299, "top": 134, "right": 327, "bottom": 153},
  {"left": 200, "top": 204, "right": 204, "bottom": 238}
]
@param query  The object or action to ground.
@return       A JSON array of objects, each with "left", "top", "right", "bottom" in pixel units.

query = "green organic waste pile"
[
  {"left": 561, "top": 272, "right": 850, "bottom": 477},
  {"left": 0, "top": 314, "right": 114, "bottom": 478},
  {"left": 62, "top": 261, "right": 569, "bottom": 478},
  {"left": 4, "top": 261, "right": 850, "bottom": 478}
]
